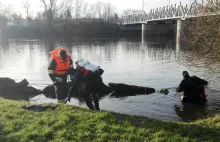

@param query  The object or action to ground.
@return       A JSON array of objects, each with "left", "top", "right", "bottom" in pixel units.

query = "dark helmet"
[
  {"left": 59, "top": 50, "right": 67, "bottom": 60},
  {"left": 182, "top": 71, "right": 190, "bottom": 78}
]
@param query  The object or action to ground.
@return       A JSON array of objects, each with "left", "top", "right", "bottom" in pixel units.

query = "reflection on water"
[
  {"left": 0, "top": 36, "right": 220, "bottom": 122},
  {"left": 174, "top": 102, "right": 208, "bottom": 122}
]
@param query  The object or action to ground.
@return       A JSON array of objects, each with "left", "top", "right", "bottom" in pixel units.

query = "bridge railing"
[{"left": 120, "top": 0, "right": 220, "bottom": 25}]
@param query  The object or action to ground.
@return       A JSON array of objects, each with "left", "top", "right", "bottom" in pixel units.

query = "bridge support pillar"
[
  {"left": 142, "top": 23, "right": 146, "bottom": 37},
  {"left": 176, "top": 19, "right": 182, "bottom": 48}
]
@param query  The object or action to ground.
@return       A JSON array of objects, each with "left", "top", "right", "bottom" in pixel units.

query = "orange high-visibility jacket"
[{"left": 50, "top": 48, "right": 71, "bottom": 75}]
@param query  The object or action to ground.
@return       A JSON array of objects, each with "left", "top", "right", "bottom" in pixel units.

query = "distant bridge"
[
  {"left": 120, "top": 0, "right": 220, "bottom": 25},
  {"left": 119, "top": 0, "right": 220, "bottom": 45}
]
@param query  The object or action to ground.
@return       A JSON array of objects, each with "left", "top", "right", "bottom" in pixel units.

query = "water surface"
[{"left": 0, "top": 36, "right": 220, "bottom": 122}]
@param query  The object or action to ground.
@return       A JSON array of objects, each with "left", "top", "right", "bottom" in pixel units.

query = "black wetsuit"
[
  {"left": 176, "top": 75, "right": 208, "bottom": 102},
  {"left": 83, "top": 75, "right": 101, "bottom": 110},
  {"left": 67, "top": 71, "right": 101, "bottom": 110}
]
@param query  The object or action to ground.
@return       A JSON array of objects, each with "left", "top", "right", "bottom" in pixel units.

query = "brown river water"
[{"left": 0, "top": 36, "right": 220, "bottom": 122}]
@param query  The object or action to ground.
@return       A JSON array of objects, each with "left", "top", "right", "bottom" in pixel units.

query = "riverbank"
[
  {"left": 4, "top": 20, "right": 121, "bottom": 38},
  {"left": 0, "top": 97, "right": 219, "bottom": 141}
]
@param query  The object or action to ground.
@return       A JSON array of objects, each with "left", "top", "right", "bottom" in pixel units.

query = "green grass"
[{"left": 0, "top": 97, "right": 220, "bottom": 142}]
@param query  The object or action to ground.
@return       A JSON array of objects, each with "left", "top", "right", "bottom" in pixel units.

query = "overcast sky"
[{"left": 1, "top": 0, "right": 192, "bottom": 16}]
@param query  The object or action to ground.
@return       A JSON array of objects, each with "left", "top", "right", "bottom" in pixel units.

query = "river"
[{"left": 0, "top": 36, "right": 220, "bottom": 122}]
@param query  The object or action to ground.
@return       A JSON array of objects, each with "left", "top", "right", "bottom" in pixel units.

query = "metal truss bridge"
[{"left": 120, "top": 0, "right": 220, "bottom": 25}]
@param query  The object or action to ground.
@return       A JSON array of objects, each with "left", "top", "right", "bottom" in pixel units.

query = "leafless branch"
[{"left": 22, "top": 0, "right": 31, "bottom": 18}]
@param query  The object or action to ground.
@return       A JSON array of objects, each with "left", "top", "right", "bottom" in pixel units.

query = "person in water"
[
  {"left": 176, "top": 71, "right": 208, "bottom": 102},
  {"left": 48, "top": 48, "right": 73, "bottom": 103}
]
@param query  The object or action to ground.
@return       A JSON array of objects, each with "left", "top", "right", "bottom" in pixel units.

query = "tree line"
[{"left": 0, "top": 0, "right": 121, "bottom": 27}]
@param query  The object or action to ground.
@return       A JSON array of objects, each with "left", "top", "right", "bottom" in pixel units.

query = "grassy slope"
[{"left": 0, "top": 97, "right": 220, "bottom": 142}]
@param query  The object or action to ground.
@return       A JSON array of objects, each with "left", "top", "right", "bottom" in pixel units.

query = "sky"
[{"left": 0, "top": 0, "right": 192, "bottom": 17}]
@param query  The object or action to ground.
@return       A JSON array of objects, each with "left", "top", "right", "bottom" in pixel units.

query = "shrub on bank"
[{"left": 182, "top": 13, "right": 220, "bottom": 70}]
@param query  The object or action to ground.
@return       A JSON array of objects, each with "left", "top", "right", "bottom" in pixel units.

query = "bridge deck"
[{"left": 120, "top": 0, "right": 220, "bottom": 25}]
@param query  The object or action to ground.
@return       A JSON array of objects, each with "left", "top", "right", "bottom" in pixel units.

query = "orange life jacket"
[{"left": 50, "top": 48, "right": 71, "bottom": 75}]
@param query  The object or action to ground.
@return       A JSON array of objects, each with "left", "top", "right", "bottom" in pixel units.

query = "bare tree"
[
  {"left": 181, "top": 0, "right": 220, "bottom": 71},
  {"left": 65, "top": 8, "right": 72, "bottom": 19},
  {"left": 40, "top": 0, "right": 66, "bottom": 28},
  {"left": 73, "top": 0, "right": 83, "bottom": 19},
  {"left": 11, "top": 12, "right": 22, "bottom": 20},
  {"left": 22, "top": 0, "right": 31, "bottom": 19},
  {"left": 36, "top": 12, "right": 44, "bottom": 20},
  {"left": 95, "top": 1, "right": 103, "bottom": 18},
  {"left": 89, "top": 3, "right": 97, "bottom": 18},
  {"left": 121, "top": 9, "right": 133, "bottom": 16},
  {"left": 1, "top": 4, "right": 14, "bottom": 20},
  {"left": 103, "top": 3, "right": 115, "bottom": 22},
  {"left": 82, "top": 2, "right": 88, "bottom": 18},
  {"left": 62, "top": 0, "right": 73, "bottom": 19}
]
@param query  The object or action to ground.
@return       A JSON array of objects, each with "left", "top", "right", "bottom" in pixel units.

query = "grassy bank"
[{"left": 0, "top": 97, "right": 220, "bottom": 142}]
